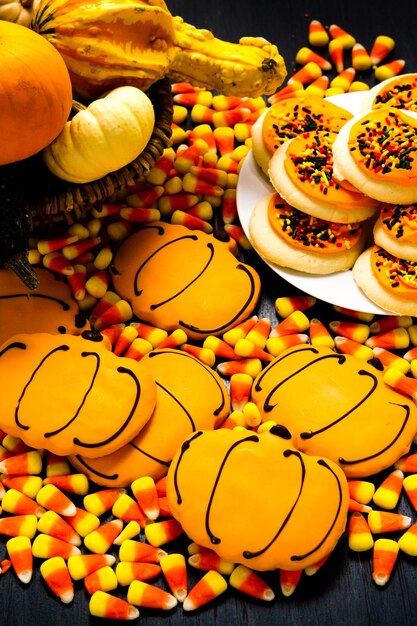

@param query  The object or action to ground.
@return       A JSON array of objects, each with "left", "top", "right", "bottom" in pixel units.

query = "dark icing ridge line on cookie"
[
  {"left": 178, "top": 263, "right": 258, "bottom": 335},
  {"left": 339, "top": 402, "right": 411, "bottom": 466},
  {"left": 133, "top": 234, "right": 199, "bottom": 297},
  {"left": 148, "top": 349, "right": 228, "bottom": 416},
  {"left": 73, "top": 455, "right": 119, "bottom": 481},
  {"left": 173, "top": 430, "right": 204, "bottom": 505},
  {"left": 0, "top": 293, "right": 71, "bottom": 311}
]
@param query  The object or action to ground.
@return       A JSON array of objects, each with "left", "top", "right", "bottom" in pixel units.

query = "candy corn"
[
  {"left": 0, "top": 515, "right": 38, "bottom": 539},
  {"left": 113, "top": 521, "right": 141, "bottom": 546},
  {"left": 328, "top": 38, "right": 344, "bottom": 73},
  {"left": 330, "top": 67, "right": 356, "bottom": 92},
  {"left": 372, "top": 469, "right": 404, "bottom": 510},
  {"left": 188, "top": 550, "right": 235, "bottom": 575},
  {"left": 395, "top": 454, "right": 417, "bottom": 474},
  {"left": 1, "top": 475, "right": 43, "bottom": 500},
  {"left": 43, "top": 473, "right": 89, "bottom": 496},
  {"left": 375, "top": 59, "right": 406, "bottom": 82},
  {"left": 68, "top": 554, "right": 116, "bottom": 580},
  {"left": 32, "top": 534, "right": 81, "bottom": 560},
  {"left": 288, "top": 62, "right": 322, "bottom": 85},
  {"left": 295, "top": 46, "right": 332, "bottom": 70},
  {"left": 398, "top": 521, "right": 417, "bottom": 556},
  {"left": 372, "top": 347, "right": 410, "bottom": 374},
  {"left": 37, "top": 510, "right": 81, "bottom": 546},
  {"left": 115, "top": 562, "right": 162, "bottom": 586},
  {"left": 270, "top": 310, "right": 310, "bottom": 337},
  {"left": 383, "top": 369, "right": 417, "bottom": 402},
  {"left": 367, "top": 511, "right": 411, "bottom": 534},
  {"left": 348, "top": 480, "right": 375, "bottom": 505},
  {"left": 127, "top": 580, "right": 177, "bottom": 610},
  {"left": 63, "top": 506, "right": 100, "bottom": 537},
  {"left": 370, "top": 35, "right": 395, "bottom": 65},
  {"left": 308, "top": 20, "right": 329, "bottom": 47},
  {"left": 119, "top": 539, "right": 167, "bottom": 563},
  {"left": 372, "top": 538, "right": 399, "bottom": 586},
  {"left": 334, "top": 336, "right": 374, "bottom": 360},
  {"left": 183, "top": 570, "right": 228, "bottom": 611},
  {"left": 403, "top": 474, "right": 417, "bottom": 511},
  {"left": 131, "top": 476, "right": 160, "bottom": 521},
  {"left": 275, "top": 295, "right": 316, "bottom": 318},
  {"left": 351, "top": 43, "right": 372, "bottom": 71},
  {"left": 6, "top": 536, "right": 33, "bottom": 583},
  {"left": 0, "top": 450, "right": 42, "bottom": 476},
  {"left": 266, "top": 333, "right": 309, "bottom": 357},
  {"left": 89, "top": 590, "right": 139, "bottom": 620},
  {"left": 365, "top": 328, "right": 410, "bottom": 350},
  {"left": 160, "top": 553, "right": 188, "bottom": 602},
  {"left": 112, "top": 494, "right": 146, "bottom": 524},
  {"left": 348, "top": 512, "right": 374, "bottom": 552},
  {"left": 1, "top": 488, "right": 45, "bottom": 518},
  {"left": 84, "top": 519, "right": 124, "bottom": 554},
  {"left": 309, "top": 318, "right": 335, "bottom": 348},
  {"left": 36, "top": 484, "right": 76, "bottom": 517},
  {"left": 84, "top": 566, "right": 119, "bottom": 595},
  {"left": 279, "top": 568, "right": 302, "bottom": 597},
  {"left": 229, "top": 565, "right": 274, "bottom": 601},
  {"left": 40, "top": 557, "right": 74, "bottom": 604},
  {"left": 144, "top": 519, "right": 183, "bottom": 547}
]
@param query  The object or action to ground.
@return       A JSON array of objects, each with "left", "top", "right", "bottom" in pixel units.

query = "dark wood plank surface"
[{"left": 3, "top": 1, "right": 417, "bottom": 624}]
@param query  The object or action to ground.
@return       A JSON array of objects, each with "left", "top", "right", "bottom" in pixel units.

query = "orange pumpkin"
[{"left": 0, "top": 21, "right": 72, "bottom": 165}]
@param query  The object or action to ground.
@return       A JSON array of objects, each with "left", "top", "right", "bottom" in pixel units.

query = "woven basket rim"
[{"left": 28, "top": 77, "right": 173, "bottom": 223}]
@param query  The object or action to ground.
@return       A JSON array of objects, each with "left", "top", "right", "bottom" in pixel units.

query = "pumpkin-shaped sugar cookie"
[
  {"left": 0, "top": 332, "right": 156, "bottom": 458},
  {"left": 167, "top": 427, "right": 349, "bottom": 571},
  {"left": 0, "top": 268, "right": 88, "bottom": 345},
  {"left": 251, "top": 345, "right": 417, "bottom": 477},
  {"left": 111, "top": 223, "right": 261, "bottom": 341},
  {"left": 70, "top": 349, "right": 230, "bottom": 486}
]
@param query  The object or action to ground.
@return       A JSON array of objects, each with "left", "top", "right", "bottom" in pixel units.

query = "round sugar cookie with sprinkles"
[
  {"left": 249, "top": 193, "right": 367, "bottom": 274},
  {"left": 353, "top": 246, "right": 417, "bottom": 316},
  {"left": 332, "top": 107, "right": 417, "bottom": 204},
  {"left": 373, "top": 203, "right": 417, "bottom": 262},
  {"left": 251, "top": 96, "right": 352, "bottom": 176},
  {"left": 0, "top": 268, "right": 88, "bottom": 346},
  {"left": 111, "top": 222, "right": 261, "bottom": 341},
  {"left": 0, "top": 332, "right": 157, "bottom": 458},
  {"left": 70, "top": 348, "right": 230, "bottom": 487},
  {"left": 268, "top": 130, "right": 380, "bottom": 223},
  {"left": 250, "top": 344, "right": 417, "bottom": 477},
  {"left": 360, "top": 73, "right": 417, "bottom": 112}
]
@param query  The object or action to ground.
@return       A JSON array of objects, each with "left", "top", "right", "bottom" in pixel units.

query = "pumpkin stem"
[
  {"left": 0, "top": 161, "right": 39, "bottom": 290},
  {"left": 71, "top": 100, "right": 87, "bottom": 113}
]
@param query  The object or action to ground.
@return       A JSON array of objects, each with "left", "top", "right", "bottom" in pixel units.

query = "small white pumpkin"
[
  {"left": 42, "top": 86, "right": 155, "bottom": 183},
  {"left": 0, "top": 0, "right": 38, "bottom": 26}
]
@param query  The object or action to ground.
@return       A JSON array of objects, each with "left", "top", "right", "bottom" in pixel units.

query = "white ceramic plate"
[{"left": 236, "top": 91, "right": 390, "bottom": 315}]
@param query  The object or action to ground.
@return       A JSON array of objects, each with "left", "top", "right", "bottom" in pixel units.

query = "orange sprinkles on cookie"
[
  {"left": 348, "top": 109, "right": 417, "bottom": 186},
  {"left": 371, "top": 246, "right": 417, "bottom": 299},
  {"left": 261, "top": 97, "right": 352, "bottom": 155},
  {"left": 267, "top": 194, "right": 363, "bottom": 253}
]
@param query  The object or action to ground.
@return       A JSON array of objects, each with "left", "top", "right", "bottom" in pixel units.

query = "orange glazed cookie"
[
  {"left": 333, "top": 107, "right": 417, "bottom": 204},
  {"left": 70, "top": 348, "right": 230, "bottom": 487},
  {"left": 0, "top": 332, "right": 157, "bottom": 458},
  {"left": 250, "top": 345, "right": 417, "bottom": 477},
  {"left": 0, "top": 268, "right": 88, "bottom": 345},
  {"left": 251, "top": 95, "right": 352, "bottom": 175},
  {"left": 353, "top": 246, "right": 417, "bottom": 316},
  {"left": 249, "top": 193, "right": 367, "bottom": 274},
  {"left": 167, "top": 426, "right": 349, "bottom": 571},
  {"left": 373, "top": 203, "right": 417, "bottom": 262},
  {"left": 360, "top": 73, "right": 417, "bottom": 112},
  {"left": 268, "top": 130, "right": 379, "bottom": 223},
  {"left": 111, "top": 222, "right": 261, "bottom": 341}
]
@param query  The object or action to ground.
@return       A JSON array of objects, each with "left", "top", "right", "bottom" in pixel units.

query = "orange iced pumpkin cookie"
[
  {"left": 252, "top": 96, "right": 352, "bottom": 175},
  {"left": 373, "top": 203, "right": 417, "bottom": 262},
  {"left": 70, "top": 348, "right": 230, "bottom": 487},
  {"left": 251, "top": 344, "right": 417, "bottom": 477},
  {"left": 249, "top": 193, "right": 366, "bottom": 274},
  {"left": 333, "top": 107, "right": 417, "bottom": 204},
  {"left": 353, "top": 246, "right": 417, "bottom": 316},
  {"left": 0, "top": 268, "right": 88, "bottom": 345},
  {"left": 111, "top": 222, "right": 261, "bottom": 341},
  {"left": 167, "top": 426, "right": 349, "bottom": 571},
  {"left": 0, "top": 331, "right": 157, "bottom": 458},
  {"left": 269, "top": 130, "right": 379, "bottom": 223}
]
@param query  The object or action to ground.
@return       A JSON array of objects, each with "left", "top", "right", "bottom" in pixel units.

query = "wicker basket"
[{"left": 26, "top": 77, "right": 173, "bottom": 226}]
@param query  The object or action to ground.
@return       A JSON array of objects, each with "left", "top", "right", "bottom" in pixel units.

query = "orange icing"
[
  {"left": 348, "top": 108, "right": 417, "bottom": 186},
  {"left": 262, "top": 96, "right": 352, "bottom": 155},
  {"left": 70, "top": 348, "right": 230, "bottom": 487},
  {"left": 380, "top": 203, "right": 417, "bottom": 244},
  {"left": 251, "top": 345, "right": 417, "bottom": 478},
  {"left": 371, "top": 245, "right": 417, "bottom": 300},
  {"left": 267, "top": 193, "right": 362, "bottom": 253},
  {"left": 111, "top": 222, "right": 261, "bottom": 341},
  {"left": 167, "top": 427, "right": 349, "bottom": 572},
  {"left": 0, "top": 268, "right": 88, "bottom": 346},
  {"left": 284, "top": 131, "right": 379, "bottom": 209},
  {"left": 0, "top": 332, "right": 157, "bottom": 458},
  {"left": 372, "top": 74, "right": 417, "bottom": 112}
]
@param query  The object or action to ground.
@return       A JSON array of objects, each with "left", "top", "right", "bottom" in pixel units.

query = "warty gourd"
[{"left": 2, "top": 0, "right": 287, "bottom": 99}]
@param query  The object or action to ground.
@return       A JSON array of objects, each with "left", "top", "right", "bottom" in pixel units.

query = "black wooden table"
[{"left": 3, "top": 1, "right": 417, "bottom": 624}]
